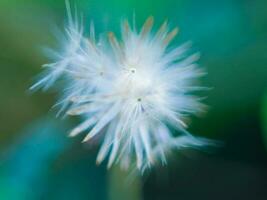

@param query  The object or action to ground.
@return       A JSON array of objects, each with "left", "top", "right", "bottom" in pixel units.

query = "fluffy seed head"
[{"left": 31, "top": 2, "right": 212, "bottom": 172}]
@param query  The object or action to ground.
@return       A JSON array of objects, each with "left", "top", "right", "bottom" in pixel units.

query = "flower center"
[{"left": 130, "top": 68, "right": 136, "bottom": 74}]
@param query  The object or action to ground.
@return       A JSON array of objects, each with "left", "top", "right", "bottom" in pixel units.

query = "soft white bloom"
[{"left": 31, "top": 4, "right": 213, "bottom": 171}]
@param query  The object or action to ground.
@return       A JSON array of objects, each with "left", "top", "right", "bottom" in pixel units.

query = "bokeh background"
[{"left": 0, "top": 0, "right": 267, "bottom": 199}]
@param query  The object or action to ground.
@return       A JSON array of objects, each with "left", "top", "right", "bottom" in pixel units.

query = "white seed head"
[{"left": 31, "top": 3, "right": 213, "bottom": 172}]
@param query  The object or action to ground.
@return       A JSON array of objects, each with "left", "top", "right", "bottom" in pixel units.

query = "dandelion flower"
[{"left": 31, "top": 3, "right": 213, "bottom": 171}]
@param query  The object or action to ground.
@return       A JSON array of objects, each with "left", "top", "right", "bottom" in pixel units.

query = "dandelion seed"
[{"left": 31, "top": 1, "right": 214, "bottom": 172}]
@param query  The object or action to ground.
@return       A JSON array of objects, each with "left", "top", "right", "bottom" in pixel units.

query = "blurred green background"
[{"left": 0, "top": 0, "right": 267, "bottom": 199}]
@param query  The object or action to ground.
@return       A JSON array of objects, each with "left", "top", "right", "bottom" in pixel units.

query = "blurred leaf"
[
  {"left": 0, "top": 117, "right": 70, "bottom": 199},
  {"left": 261, "top": 92, "right": 267, "bottom": 151}
]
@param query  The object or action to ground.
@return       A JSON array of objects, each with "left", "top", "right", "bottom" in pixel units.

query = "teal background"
[{"left": 0, "top": 0, "right": 267, "bottom": 199}]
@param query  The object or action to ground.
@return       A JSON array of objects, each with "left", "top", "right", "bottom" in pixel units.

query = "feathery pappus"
[{"left": 31, "top": 1, "right": 213, "bottom": 172}]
